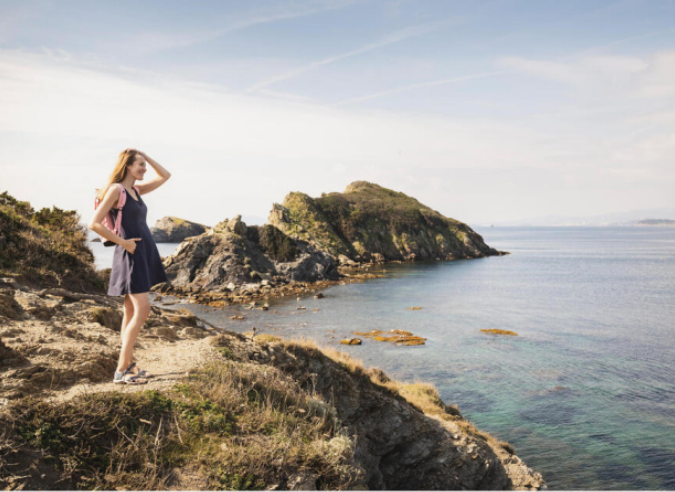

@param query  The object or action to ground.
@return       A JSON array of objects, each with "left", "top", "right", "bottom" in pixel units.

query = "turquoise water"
[{"left": 92, "top": 227, "right": 675, "bottom": 489}]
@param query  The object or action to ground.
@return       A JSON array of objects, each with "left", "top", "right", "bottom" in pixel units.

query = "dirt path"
[
  {"left": 0, "top": 280, "right": 237, "bottom": 408},
  {"left": 50, "top": 335, "right": 223, "bottom": 403}
]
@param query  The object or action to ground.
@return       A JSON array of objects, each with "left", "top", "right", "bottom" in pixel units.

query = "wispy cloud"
[
  {"left": 333, "top": 28, "right": 671, "bottom": 108},
  {"left": 241, "top": 17, "right": 461, "bottom": 95},
  {"left": 499, "top": 50, "right": 675, "bottom": 100},
  {"left": 118, "top": 0, "right": 358, "bottom": 56},
  {"left": 575, "top": 29, "right": 665, "bottom": 57},
  {"left": 332, "top": 68, "right": 514, "bottom": 107}
]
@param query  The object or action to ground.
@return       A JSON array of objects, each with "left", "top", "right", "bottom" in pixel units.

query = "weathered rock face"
[
  {"left": 151, "top": 216, "right": 209, "bottom": 243},
  {"left": 163, "top": 215, "right": 339, "bottom": 292},
  {"left": 269, "top": 181, "right": 506, "bottom": 263}
]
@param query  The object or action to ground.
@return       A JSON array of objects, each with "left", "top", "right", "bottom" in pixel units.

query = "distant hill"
[
  {"left": 492, "top": 207, "right": 675, "bottom": 227},
  {"left": 636, "top": 219, "right": 675, "bottom": 227}
]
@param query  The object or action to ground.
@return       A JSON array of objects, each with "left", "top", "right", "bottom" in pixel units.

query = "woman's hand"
[
  {"left": 122, "top": 237, "right": 142, "bottom": 254},
  {"left": 124, "top": 147, "right": 148, "bottom": 159}
]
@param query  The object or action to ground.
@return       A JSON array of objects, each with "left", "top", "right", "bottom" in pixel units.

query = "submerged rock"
[
  {"left": 353, "top": 328, "right": 427, "bottom": 345},
  {"left": 480, "top": 328, "right": 518, "bottom": 336},
  {"left": 340, "top": 337, "right": 362, "bottom": 345}
]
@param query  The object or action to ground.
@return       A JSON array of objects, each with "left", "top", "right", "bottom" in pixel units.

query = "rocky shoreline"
[
  {"left": 1, "top": 274, "right": 546, "bottom": 490},
  {"left": 152, "top": 263, "right": 390, "bottom": 308}
]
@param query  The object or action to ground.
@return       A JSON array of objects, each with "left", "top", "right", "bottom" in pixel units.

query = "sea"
[{"left": 90, "top": 226, "right": 675, "bottom": 490}]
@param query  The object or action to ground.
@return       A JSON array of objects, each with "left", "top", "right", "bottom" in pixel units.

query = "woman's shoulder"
[{"left": 105, "top": 183, "right": 122, "bottom": 199}]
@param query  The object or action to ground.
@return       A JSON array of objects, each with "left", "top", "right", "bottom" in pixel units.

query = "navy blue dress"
[{"left": 107, "top": 187, "right": 168, "bottom": 296}]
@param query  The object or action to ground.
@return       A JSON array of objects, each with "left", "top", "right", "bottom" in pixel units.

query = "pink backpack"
[{"left": 94, "top": 183, "right": 140, "bottom": 247}]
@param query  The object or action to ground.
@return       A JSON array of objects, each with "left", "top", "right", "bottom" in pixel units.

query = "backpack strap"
[
  {"left": 113, "top": 183, "right": 127, "bottom": 236},
  {"left": 116, "top": 183, "right": 127, "bottom": 207}
]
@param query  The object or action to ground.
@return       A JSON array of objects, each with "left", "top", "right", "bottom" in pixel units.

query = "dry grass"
[
  {"left": 253, "top": 333, "right": 283, "bottom": 343},
  {"left": 0, "top": 347, "right": 365, "bottom": 490}
]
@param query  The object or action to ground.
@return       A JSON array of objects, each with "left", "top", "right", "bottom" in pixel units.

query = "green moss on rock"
[{"left": 268, "top": 182, "right": 501, "bottom": 262}]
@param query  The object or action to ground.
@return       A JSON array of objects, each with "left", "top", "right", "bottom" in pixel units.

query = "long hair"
[{"left": 95, "top": 149, "right": 140, "bottom": 201}]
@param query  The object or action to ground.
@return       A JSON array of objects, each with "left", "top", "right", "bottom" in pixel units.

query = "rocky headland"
[
  {"left": 157, "top": 182, "right": 507, "bottom": 306},
  {"left": 151, "top": 216, "right": 209, "bottom": 242},
  {"left": 0, "top": 189, "right": 544, "bottom": 490},
  {"left": 270, "top": 181, "right": 506, "bottom": 264}
]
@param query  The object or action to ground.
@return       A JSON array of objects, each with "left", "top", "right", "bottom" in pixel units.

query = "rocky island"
[
  {"left": 158, "top": 181, "right": 507, "bottom": 305},
  {"left": 0, "top": 189, "right": 544, "bottom": 490}
]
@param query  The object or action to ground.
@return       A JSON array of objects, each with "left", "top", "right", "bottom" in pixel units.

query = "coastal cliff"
[
  {"left": 0, "top": 190, "right": 544, "bottom": 490},
  {"left": 269, "top": 181, "right": 506, "bottom": 263}
]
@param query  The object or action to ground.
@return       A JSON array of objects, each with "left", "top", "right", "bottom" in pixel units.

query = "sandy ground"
[{"left": 49, "top": 335, "right": 223, "bottom": 403}]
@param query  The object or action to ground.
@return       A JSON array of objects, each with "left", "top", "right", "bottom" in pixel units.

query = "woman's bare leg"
[
  {"left": 116, "top": 292, "right": 150, "bottom": 374},
  {"left": 120, "top": 293, "right": 134, "bottom": 337}
]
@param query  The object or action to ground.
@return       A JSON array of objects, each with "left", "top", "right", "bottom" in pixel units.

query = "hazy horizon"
[{"left": 1, "top": 0, "right": 674, "bottom": 227}]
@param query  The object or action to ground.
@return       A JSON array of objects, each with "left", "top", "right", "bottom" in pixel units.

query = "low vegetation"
[
  {"left": 0, "top": 191, "right": 105, "bottom": 293},
  {"left": 1, "top": 355, "right": 364, "bottom": 490}
]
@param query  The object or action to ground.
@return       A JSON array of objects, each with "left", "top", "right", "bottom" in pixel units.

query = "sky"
[{"left": 0, "top": 0, "right": 674, "bottom": 229}]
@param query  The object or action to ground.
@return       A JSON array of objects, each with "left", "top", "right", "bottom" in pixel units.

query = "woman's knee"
[
  {"left": 129, "top": 292, "right": 151, "bottom": 318},
  {"left": 123, "top": 294, "right": 134, "bottom": 314}
]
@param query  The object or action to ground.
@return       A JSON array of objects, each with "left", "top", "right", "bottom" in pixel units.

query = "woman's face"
[{"left": 127, "top": 154, "right": 147, "bottom": 180}]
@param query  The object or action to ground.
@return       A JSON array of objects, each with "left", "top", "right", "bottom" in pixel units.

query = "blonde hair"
[{"left": 95, "top": 149, "right": 140, "bottom": 201}]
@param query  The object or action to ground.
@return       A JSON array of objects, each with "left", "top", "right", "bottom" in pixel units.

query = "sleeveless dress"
[{"left": 107, "top": 186, "right": 168, "bottom": 296}]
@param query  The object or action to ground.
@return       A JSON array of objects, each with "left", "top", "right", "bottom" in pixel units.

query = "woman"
[{"left": 90, "top": 148, "right": 171, "bottom": 384}]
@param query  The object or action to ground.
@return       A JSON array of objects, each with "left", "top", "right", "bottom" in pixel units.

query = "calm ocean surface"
[{"left": 91, "top": 227, "right": 675, "bottom": 490}]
